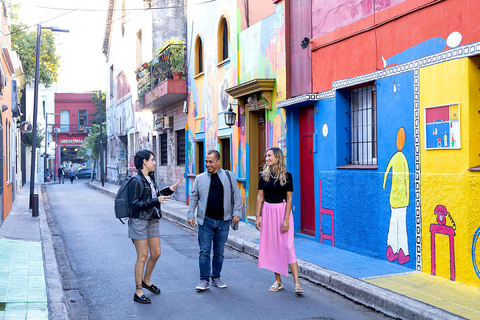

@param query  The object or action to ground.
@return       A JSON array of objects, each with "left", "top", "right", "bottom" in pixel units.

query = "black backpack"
[{"left": 114, "top": 175, "right": 143, "bottom": 224}]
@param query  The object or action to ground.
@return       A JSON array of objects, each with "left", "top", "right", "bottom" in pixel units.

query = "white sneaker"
[
  {"left": 196, "top": 280, "right": 209, "bottom": 291},
  {"left": 212, "top": 278, "right": 227, "bottom": 288}
]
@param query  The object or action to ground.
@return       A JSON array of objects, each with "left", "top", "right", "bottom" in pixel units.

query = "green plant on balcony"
[{"left": 157, "top": 37, "right": 186, "bottom": 76}]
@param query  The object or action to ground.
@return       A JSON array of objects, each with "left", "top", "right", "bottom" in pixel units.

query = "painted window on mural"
[
  {"left": 160, "top": 133, "right": 167, "bottom": 166},
  {"left": 425, "top": 103, "right": 460, "bottom": 150},
  {"left": 349, "top": 85, "right": 377, "bottom": 165},
  {"left": 176, "top": 129, "right": 185, "bottom": 166}
]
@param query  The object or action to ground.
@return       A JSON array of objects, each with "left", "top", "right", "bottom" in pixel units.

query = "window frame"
[
  {"left": 176, "top": 129, "right": 185, "bottom": 166},
  {"left": 195, "top": 140, "right": 204, "bottom": 174},
  {"left": 160, "top": 133, "right": 168, "bottom": 166},
  {"left": 195, "top": 35, "right": 204, "bottom": 76},
  {"left": 217, "top": 17, "right": 229, "bottom": 63}
]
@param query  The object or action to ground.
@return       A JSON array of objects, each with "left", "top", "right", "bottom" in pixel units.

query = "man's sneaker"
[
  {"left": 212, "top": 278, "right": 227, "bottom": 288},
  {"left": 196, "top": 280, "right": 210, "bottom": 291}
]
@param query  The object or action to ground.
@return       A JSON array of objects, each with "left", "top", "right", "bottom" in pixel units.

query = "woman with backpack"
[{"left": 128, "top": 150, "right": 181, "bottom": 304}]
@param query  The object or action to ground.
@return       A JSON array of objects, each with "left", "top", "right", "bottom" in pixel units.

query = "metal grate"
[
  {"left": 176, "top": 129, "right": 185, "bottom": 166},
  {"left": 160, "top": 133, "right": 167, "bottom": 166},
  {"left": 347, "top": 85, "right": 377, "bottom": 165}
]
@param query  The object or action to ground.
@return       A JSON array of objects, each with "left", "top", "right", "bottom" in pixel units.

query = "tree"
[
  {"left": 90, "top": 92, "right": 107, "bottom": 125},
  {"left": 11, "top": 23, "right": 60, "bottom": 87},
  {"left": 23, "top": 125, "right": 44, "bottom": 148},
  {"left": 78, "top": 124, "right": 103, "bottom": 161}
]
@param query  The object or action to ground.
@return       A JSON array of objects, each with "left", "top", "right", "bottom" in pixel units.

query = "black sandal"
[
  {"left": 142, "top": 280, "right": 161, "bottom": 294},
  {"left": 133, "top": 293, "right": 151, "bottom": 304}
]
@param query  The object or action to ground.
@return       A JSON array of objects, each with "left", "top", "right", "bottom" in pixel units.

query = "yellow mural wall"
[{"left": 420, "top": 57, "right": 480, "bottom": 287}]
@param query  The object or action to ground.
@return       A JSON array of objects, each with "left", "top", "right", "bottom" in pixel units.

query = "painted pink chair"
[{"left": 319, "top": 180, "right": 335, "bottom": 247}]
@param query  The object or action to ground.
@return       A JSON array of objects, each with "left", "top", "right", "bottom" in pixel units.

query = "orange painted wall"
[
  {"left": 1, "top": 1, "right": 13, "bottom": 220},
  {"left": 311, "top": 0, "right": 480, "bottom": 92}
]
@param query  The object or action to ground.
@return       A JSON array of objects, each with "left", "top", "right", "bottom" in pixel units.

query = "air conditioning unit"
[
  {"left": 153, "top": 114, "right": 163, "bottom": 130},
  {"left": 163, "top": 116, "right": 173, "bottom": 129}
]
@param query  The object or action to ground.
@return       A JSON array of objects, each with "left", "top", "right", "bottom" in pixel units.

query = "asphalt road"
[{"left": 45, "top": 181, "right": 393, "bottom": 320}]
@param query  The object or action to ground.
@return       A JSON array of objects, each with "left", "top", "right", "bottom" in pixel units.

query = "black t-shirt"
[
  {"left": 206, "top": 173, "right": 225, "bottom": 220},
  {"left": 258, "top": 171, "right": 293, "bottom": 203}
]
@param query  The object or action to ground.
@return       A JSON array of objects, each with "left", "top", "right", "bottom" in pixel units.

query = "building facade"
[
  {"left": 103, "top": 0, "right": 187, "bottom": 201},
  {"left": 53, "top": 93, "right": 98, "bottom": 174},
  {"left": 277, "top": 0, "right": 480, "bottom": 288}
]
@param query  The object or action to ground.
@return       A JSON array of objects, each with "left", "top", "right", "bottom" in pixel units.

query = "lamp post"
[
  {"left": 54, "top": 127, "right": 59, "bottom": 182},
  {"left": 29, "top": 24, "right": 69, "bottom": 216},
  {"left": 44, "top": 112, "right": 58, "bottom": 182}
]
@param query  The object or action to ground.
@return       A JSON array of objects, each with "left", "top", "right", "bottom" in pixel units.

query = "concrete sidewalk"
[
  {"left": 88, "top": 180, "right": 479, "bottom": 320},
  {"left": 0, "top": 183, "right": 68, "bottom": 320}
]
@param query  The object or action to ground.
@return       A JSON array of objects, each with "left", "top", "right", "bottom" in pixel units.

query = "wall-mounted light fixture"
[{"left": 225, "top": 100, "right": 237, "bottom": 127}]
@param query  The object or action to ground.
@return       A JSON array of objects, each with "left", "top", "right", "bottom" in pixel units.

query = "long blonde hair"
[{"left": 261, "top": 147, "right": 288, "bottom": 186}]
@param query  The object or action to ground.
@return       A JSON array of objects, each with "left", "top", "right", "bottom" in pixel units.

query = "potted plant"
[{"left": 157, "top": 37, "right": 185, "bottom": 79}]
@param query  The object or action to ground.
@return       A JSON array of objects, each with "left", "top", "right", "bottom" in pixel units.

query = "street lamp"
[
  {"left": 54, "top": 127, "right": 59, "bottom": 182},
  {"left": 30, "top": 24, "right": 69, "bottom": 216},
  {"left": 225, "top": 100, "right": 237, "bottom": 127},
  {"left": 44, "top": 112, "right": 58, "bottom": 182}
]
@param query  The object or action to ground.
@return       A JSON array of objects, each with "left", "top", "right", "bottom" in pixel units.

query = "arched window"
[
  {"left": 217, "top": 17, "right": 229, "bottom": 62},
  {"left": 195, "top": 36, "right": 203, "bottom": 75}
]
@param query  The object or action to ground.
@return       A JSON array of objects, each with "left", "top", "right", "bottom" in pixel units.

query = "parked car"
[{"left": 75, "top": 168, "right": 96, "bottom": 179}]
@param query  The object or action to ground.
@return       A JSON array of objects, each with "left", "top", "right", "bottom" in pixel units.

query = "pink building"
[{"left": 53, "top": 93, "right": 98, "bottom": 173}]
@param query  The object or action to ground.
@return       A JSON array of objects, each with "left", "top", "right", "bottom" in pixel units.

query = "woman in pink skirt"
[{"left": 255, "top": 147, "right": 303, "bottom": 294}]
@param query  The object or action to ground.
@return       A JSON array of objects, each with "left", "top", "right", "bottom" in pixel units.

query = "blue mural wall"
[{"left": 310, "top": 71, "right": 416, "bottom": 269}]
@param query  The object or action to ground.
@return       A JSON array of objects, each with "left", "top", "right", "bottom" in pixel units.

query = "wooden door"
[{"left": 299, "top": 107, "right": 315, "bottom": 235}]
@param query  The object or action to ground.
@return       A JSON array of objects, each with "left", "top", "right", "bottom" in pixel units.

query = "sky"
[{"left": 17, "top": 0, "right": 109, "bottom": 92}]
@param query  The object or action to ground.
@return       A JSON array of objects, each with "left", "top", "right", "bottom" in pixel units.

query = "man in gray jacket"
[{"left": 187, "top": 150, "right": 242, "bottom": 291}]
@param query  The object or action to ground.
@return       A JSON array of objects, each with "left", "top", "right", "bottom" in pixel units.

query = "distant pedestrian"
[
  {"left": 58, "top": 166, "right": 65, "bottom": 184},
  {"left": 127, "top": 150, "right": 181, "bottom": 304},
  {"left": 187, "top": 149, "right": 242, "bottom": 292},
  {"left": 68, "top": 166, "right": 76, "bottom": 183},
  {"left": 255, "top": 147, "right": 303, "bottom": 294}
]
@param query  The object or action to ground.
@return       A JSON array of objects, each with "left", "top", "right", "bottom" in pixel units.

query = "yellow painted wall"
[{"left": 420, "top": 57, "right": 480, "bottom": 287}]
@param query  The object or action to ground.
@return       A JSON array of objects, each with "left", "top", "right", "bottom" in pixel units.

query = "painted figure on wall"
[
  {"left": 383, "top": 127, "right": 410, "bottom": 264},
  {"left": 430, "top": 205, "right": 456, "bottom": 280}
]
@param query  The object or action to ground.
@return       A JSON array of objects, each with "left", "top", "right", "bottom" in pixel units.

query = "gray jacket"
[{"left": 187, "top": 168, "right": 242, "bottom": 225}]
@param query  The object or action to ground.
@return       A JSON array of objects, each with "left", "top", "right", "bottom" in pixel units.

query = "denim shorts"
[{"left": 128, "top": 218, "right": 160, "bottom": 240}]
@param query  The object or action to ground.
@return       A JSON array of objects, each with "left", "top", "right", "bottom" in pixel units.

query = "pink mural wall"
[{"left": 312, "top": 0, "right": 406, "bottom": 38}]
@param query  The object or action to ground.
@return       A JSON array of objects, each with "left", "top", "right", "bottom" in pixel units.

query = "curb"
[
  {"left": 86, "top": 181, "right": 465, "bottom": 320},
  {"left": 39, "top": 185, "right": 70, "bottom": 320}
]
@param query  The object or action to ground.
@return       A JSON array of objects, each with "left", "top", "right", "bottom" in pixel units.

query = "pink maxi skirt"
[{"left": 258, "top": 201, "right": 297, "bottom": 276}]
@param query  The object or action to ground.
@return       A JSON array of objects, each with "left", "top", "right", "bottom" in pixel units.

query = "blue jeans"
[{"left": 198, "top": 216, "right": 230, "bottom": 281}]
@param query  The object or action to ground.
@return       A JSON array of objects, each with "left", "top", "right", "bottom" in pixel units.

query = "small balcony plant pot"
[
  {"left": 142, "top": 62, "right": 149, "bottom": 69},
  {"left": 173, "top": 71, "right": 183, "bottom": 79}
]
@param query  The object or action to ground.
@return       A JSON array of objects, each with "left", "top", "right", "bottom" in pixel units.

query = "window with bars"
[
  {"left": 348, "top": 85, "right": 377, "bottom": 165},
  {"left": 160, "top": 133, "right": 167, "bottom": 166},
  {"left": 152, "top": 135, "right": 157, "bottom": 160},
  {"left": 176, "top": 129, "right": 185, "bottom": 166}
]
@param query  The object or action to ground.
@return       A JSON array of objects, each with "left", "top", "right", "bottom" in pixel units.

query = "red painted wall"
[{"left": 311, "top": 0, "right": 480, "bottom": 92}]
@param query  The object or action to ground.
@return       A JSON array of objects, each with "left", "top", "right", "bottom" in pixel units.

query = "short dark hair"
[
  {"left": 206, "top": 149, "right": 220, "bottom": 160},
  {"left": 134, "top": 150, "right": 154, "bottom": 170}
]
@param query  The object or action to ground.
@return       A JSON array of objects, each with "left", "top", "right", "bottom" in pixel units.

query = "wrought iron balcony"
[
  {"left": 136, "top": 44, "right": 187, "bottom": 109},
  {"left": 52, "top": 124, "right": 92, "bottom": 134}
]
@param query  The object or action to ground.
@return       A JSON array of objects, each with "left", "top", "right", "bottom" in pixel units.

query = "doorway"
[
  {"left": 299, "top": 107, "right": 315, "bottom": 235},
  {"left": 246, "top": 109, "right": 266, "bottom": 218}
]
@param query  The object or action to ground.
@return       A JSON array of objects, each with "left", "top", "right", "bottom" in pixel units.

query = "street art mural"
[
  {"left": 430, "top": 205, "right": 456, "bottom": 281},
  {"left": 382, "top": 32, "right": 463, "bottom": 68},
  {"left": 383, "top": 127, "right": 410, "bottom": 265}
]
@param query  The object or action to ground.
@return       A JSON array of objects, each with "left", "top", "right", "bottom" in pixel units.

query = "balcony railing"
[
  {"left": 136, "top": 44, "right": 186, "bottom": 102},
  {"left": 52, "top": 124, "right": 92, "bottom": 134}
]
